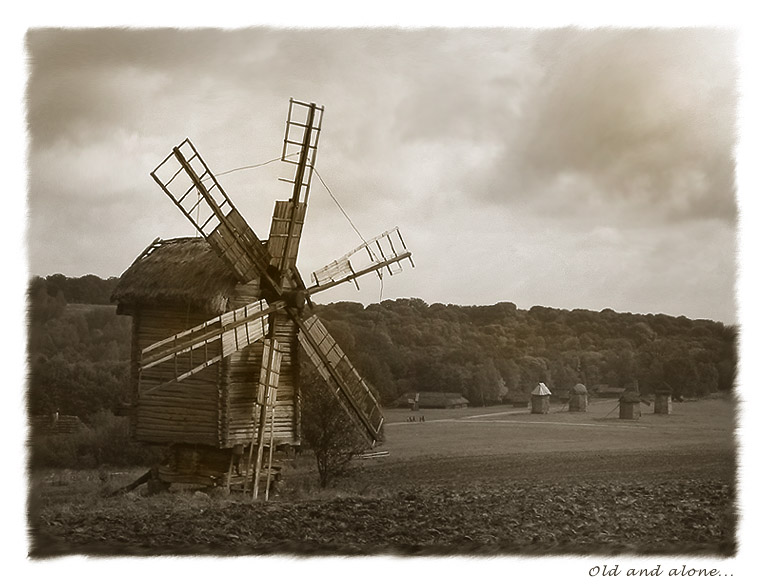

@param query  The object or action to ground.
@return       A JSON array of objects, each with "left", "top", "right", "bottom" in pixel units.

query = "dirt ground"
[{"left": 28, "top": 397, "right": 737, "bottom": 557}]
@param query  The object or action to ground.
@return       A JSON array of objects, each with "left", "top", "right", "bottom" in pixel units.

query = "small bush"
[{"left": 300, "top": 371, "right": 368, "bottom": 488}]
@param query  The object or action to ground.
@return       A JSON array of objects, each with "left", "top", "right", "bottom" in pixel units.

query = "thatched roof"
[{"left": 112, "top": 237, "right": 248, "bottom": 314}]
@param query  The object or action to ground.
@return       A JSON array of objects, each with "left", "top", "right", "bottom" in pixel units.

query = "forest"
[{"left": 26, "top": 274, "right": 737, "bottom": 423}]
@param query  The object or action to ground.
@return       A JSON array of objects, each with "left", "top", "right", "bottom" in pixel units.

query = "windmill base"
[{"left": 137, "top": 444, "right": 289, "bottom": 495}]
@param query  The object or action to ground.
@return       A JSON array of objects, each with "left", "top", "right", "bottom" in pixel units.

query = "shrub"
[{"left": 300, "top": 371, "right": 369, "bottom": 488}]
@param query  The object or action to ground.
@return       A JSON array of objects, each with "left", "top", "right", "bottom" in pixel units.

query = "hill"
[
  {"left": 26, "top": 275, "right": 736, "bottom": 419},
  {"left": 314, "top": 299, "right": 736, "bottom": 406}
]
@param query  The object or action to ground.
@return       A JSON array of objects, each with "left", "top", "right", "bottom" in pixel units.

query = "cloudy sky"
[{"left": 25, "top": 26, "right": 739, "bottom": 323}]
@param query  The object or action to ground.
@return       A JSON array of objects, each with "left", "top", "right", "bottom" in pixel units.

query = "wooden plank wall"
[
  {"left": 223, "top": 313, "right": 299, "bottom": 447},
  {"left": 134, "top": 305, "right": 221, "bottom": 446},
  {"left": 222, "top": 283, "right": 299, "bottom": 447},
  {"left": 272, "top": 312, "right": 299, "bottom": 442}
]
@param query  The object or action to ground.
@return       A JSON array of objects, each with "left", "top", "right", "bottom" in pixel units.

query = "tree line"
[
  {"left": 314, "top": 299, "right": 737, "bottom": 407},
  {"left": 28, "top": 275, "right": 130, "bottom": 421},
  {"left": 26, "top": 275, "right": 737, "bottom": 421}
]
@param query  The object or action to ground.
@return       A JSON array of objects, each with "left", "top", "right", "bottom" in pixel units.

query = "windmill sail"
[
  {"left": 272, "top": 100, "right": 324, "bottom": 277},
  {"left": 298, "top": 314, "right": 384, "bottom": 446},
  {"left": 268, "top": 200, "right": 307, "bottom": 273},
  {"left": 150, "top": 139, "right": 278, "bottom": 290},
  {"left": 280, "top": 98, "right": 324, "bottom": 204},
  {"left": 139, "top": 299, "right": 280, "bottom": 393},
  {"left": 309, "top": 227, "right": 414, "bottom": 294}
]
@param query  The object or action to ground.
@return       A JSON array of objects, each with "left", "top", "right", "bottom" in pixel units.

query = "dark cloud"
[
  {"left": 24, "top": 27, "right": 738, "bottom": 323},
  {"left": 475, "top": 28, "right": 738, "bottom": 225},
  {"left": 26, "top": 28, "right": 289, "bottom": 147}
]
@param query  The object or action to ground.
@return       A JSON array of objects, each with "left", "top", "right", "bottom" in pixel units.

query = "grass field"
[
  {"left": 383, "top": 397, "right": 735, "bottom": 458},
  {"left": 28, "top": 396, "right": 737, "bottom": 557}
]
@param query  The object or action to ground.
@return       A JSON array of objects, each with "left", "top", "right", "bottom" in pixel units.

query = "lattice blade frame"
[
  {"left": 309, "top": 227, "right": 414, "bottom": 294},
  {"left": 298, "top": 314, "right": 384, "bottom": 446},
  {"left": 280, "top": 99, "right": 324, "bottom": 202},
  {"left": 150, "top": 138, "right": 275, "bottom": 287},
  {"left": 139, "top": 299, "right": 280, "bottom": 394}
]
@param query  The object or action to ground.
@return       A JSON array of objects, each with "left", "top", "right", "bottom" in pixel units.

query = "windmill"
[{"left": 112, "top": 99, "right": 413, "bottom": 497}]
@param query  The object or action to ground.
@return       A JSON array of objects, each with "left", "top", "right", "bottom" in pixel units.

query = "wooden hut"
[
  {"left": 111, "top": 237, "right": 300, "bottom": 487},
  {"left": 654, "top": 388, "right": 672, "bottom": 414},
  {"left": 619, "top": 392, "right": 642, "bottom": 420},
  {"left": 31, "top": 414, "right": 84, "bottom": 436},
  {"left": 593, "top": 384, "right": 626, "bottom": 398},
  {"left": 394, "top": 392, "right": 469, "bottom": 409},
  {"left": 504, "top": 391, "right": 530, "bottom": 408},
  {"left": 569, "top": 383, "right": 588, "bottom": 412},
  {"left": 530, "top": 382, "right": 551, "bottom": 414}
]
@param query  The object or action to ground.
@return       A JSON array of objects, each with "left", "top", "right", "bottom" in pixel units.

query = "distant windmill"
[{"left": 113, "top": 99, "right": 413, "bottom": 497}]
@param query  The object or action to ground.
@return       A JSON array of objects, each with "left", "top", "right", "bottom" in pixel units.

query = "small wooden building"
[
  {"left": 111, "top": 237, "right": 301, "bottom": 485},
  {"left": 31, "top": 414, "right": 84, "bottom": 436},
  {"left": 654, "top": 389, "right": 672, "bottom": 414},
  {"left": 395, "top": 392, "right": 469, "bottom": 409},
  {"left": 593, "top": 384, "right": 626, "bottom": 398},
  {"left": 569, "top": 383, "right": 588, "bottom": 412},
  {"left": 505, "top": 392, "right": 530, "bottom": 408},
  {"left": 530, "top": 382, "right": 551, "bottom": 414},
  {"left": 619, "top": 392, "right": 642, "bottom": 420}
]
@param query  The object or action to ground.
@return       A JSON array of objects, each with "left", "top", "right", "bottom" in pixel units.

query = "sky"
[{"left": 23, "top": 26, "right": 741, "bottom": 323}]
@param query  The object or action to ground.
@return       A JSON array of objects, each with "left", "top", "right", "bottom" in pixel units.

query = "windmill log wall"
[
  {"left": 221, "top": 285, "right": 299, "bottom": 448},
  {"left": 133, "top": 305, "right": 222, "bottom": 446}
]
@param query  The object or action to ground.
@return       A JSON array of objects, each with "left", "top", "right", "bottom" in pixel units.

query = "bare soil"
[{"left": 28, "top": 398, "right": 737, "bottom": 557}]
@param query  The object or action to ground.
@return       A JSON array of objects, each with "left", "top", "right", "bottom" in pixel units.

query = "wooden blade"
[
  {"left": 308, "top": 228, "right": 414, "bottom": 296},
  {"left": 280, "top": 99, "right": 324, "bottom": 206},
  {"left": 267, "top": 200, "right": 307, "bottom": 274},
  {"left": 257, "top": 338, "right": 283, "bottom": 407},
  {"left": 298, "top": 314, "right": 384, "bottom": 446},
  {"left": 150, "top": 139, "right": 280, "bottom": 292},
  {"left": 274, "top": 100, "right": 323, "bottom": 277},
  {"left": 139, "top": 299, "right": 283, "bottom": 394}
]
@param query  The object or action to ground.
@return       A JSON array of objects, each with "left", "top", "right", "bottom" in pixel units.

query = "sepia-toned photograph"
[{"left": 13, "top": 6, "right": 763, "bottom": 579}]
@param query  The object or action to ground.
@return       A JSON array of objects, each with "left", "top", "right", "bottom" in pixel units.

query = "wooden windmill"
[{"left": 112, "top": 99, "right": 413, "bottom": 496}]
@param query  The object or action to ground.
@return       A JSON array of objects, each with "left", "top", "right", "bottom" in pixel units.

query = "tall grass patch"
[{"left": 29, "top": 411, "right": 163, "bottom": 468}]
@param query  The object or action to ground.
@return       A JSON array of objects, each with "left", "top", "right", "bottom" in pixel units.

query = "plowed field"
[{"left": 29, "top": 398, "right": 737, "bottom": 557}]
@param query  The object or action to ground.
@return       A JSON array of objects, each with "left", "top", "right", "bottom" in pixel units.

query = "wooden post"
[
  {"left": 224, "top": 449, "right": 235, "bottom": 495},
  {"left": 243, "top": 402, "right": 261, "bottom": 497},
  {"left": 252, "top": 394, "right": 269, "bottom": 501},
  {"left": 265, "top": 389, "right": 277, "bottom": 501},
  {"left": 253, "top": 339, "right": 278, "bottom": 501}
]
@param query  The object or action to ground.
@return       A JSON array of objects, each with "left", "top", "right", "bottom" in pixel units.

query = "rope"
[
  {"left": 201, "top": 151, "right": 300, "bottom": 182},
  {"left": 313, "top": 167, "right": 368, "bottom": 246},
  {"left": 215, "top": 156, "right": 284, "bottom": 177},
  {"left": 604, "top": 399, "right": 621, "bottom": 419},
  {"left": 197, "top": 153, "right": 369, "bottom": 253},
  {"left": 379, "top": 273, "right": 385, "bottom": 303}
]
